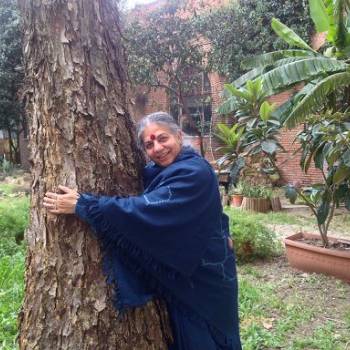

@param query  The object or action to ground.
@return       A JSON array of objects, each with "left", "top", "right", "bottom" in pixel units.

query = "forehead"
[{"left": 142, "top": 123, "right": 171, "bottom": 141}]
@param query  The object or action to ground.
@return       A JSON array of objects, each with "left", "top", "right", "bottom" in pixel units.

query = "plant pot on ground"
[
  {"left": 284, "top": 111, "right": 350, "bottom": 281},
  {"left": 284, "top": 232, "right": 350, "bottom": 282}
]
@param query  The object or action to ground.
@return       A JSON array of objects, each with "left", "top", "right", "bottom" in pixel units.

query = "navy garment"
[{"left": 75, "top": 147, "right": 242, "bottom": 349}]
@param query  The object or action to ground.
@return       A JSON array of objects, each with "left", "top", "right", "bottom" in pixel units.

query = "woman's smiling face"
[{"left": 142, "top": 123, "right": 182, "bottom": 167}]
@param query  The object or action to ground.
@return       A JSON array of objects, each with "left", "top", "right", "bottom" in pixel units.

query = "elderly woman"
[{"left": 44, "top": 112, "right": 242, "bottom": 350}]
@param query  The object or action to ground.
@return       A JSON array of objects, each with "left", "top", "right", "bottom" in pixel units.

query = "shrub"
[
  {"left": 226, "top": 208, "right": 281, "bottom": 262},
  {"left": 0, "top": 196, "right": 29, "bottom": 256}
]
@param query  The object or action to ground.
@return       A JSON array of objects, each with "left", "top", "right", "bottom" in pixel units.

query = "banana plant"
[{"left": 229, "top": 0, "right": 350, "bottom": 129}]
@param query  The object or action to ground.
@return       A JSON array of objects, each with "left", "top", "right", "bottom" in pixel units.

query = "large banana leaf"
[
  {"left": 285, "top": 72, "right": 350, "bottom": 128},
  {"left": 241, "top": 50, "right": 318, "bottom": 70},
  {"left": 271, "top": 18, "right": 316, "bottom": 51},
  {"left": 272, "top": 79, "right": 322, "bottom": 123},
  {"left": 233, "top": 66, "right": 265, "bottom": 87},
  {"left": 310, "top": 0, "right": 330, "bottom": 32},
  {"left": 260, "top": 57, "right": 348, "bottom": 96}
]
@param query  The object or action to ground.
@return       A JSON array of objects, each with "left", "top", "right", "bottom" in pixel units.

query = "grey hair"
[{"left": 136, "top": 112, "right": 182, "bottom": 149}]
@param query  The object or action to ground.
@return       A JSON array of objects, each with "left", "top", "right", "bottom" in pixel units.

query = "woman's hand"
[{"left": 43, "top": 185, "right": 80, "bottom": 214}]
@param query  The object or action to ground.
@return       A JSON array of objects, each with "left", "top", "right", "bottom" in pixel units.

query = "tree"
[
  {"left": 0, "top": 0, "right": 24, "bottom": 163},
  {"left": 18, "top": 0, "right": 171, "bottom": 348},
  {"left": 124, "top": 0, "right": 209, "bottom": 154},
  {"left": 198, "top": 0, "right": 313, "bottom": 81}
]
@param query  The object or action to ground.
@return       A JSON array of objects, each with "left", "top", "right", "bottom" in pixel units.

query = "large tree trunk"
[{"left": 18, "top": 1, "right": 171, "bottom": 349}]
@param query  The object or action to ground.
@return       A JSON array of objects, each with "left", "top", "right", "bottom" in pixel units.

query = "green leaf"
[
  {"left": 342, "top": 149, "right": 350, "bottom": 167},
  {"left": 309, "top": 0, "right": 330, "bottom": 32},
  {"left": 259, "top": 101, "right": 275, "bottom": 121},
  {"left": 285, "top": 71, "right": 350, "bottom": 128},
  {"left": 233, "top": 67, "right": 266, "bottom": 88},
  {"left": 241, "top": 50, "right": 318, "bottom": 70},
  {"left": 224, "top": 83, "right": 247, "bottom": 99},
  {"left": 260, "top": 58, "right": 348, "bottom": 97},
  {"left": 317, "top": 200, "right": 330, "bottom": 225},
  {"left": 261, "top": 140, "right": 278, "bottom": 154},
  {"left": 333, "top": 165, "right": 350, "bottom": 184},
  {"left": 285, "top": 185, "right": 298, "bottom": 204},
  {"left": 271, "top": 18, "right": 315, "bottom": 51}
]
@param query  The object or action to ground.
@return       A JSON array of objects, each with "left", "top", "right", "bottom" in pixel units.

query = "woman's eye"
[
  {"left": 158, "top": 135, "right": 169, "bottom": 143},
  {"left": 144, "top": 142, "right": 153, "bottom": 150}
]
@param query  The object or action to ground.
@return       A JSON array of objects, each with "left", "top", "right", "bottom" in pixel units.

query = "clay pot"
[
  {"left": 230, "top": 194, "right": 243, "bottom": 207},
  {"left": 284, "top": 232, "right": 350, "bottom": 282}
]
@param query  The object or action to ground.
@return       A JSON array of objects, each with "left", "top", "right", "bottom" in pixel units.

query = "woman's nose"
[{"left": 153, "top": 141, "right": 163, "bottom": 152}]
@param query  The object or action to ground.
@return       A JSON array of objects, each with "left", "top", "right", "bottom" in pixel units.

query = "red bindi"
[{"left": 150, "top": 134, "right": 156, "bottom": 140}]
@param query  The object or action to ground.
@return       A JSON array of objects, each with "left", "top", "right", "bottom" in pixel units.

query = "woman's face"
[{"left": 142, "top": 123, "right": 182, "bottom": 167}]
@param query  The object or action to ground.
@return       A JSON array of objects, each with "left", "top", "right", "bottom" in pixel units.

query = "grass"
[
  {"left": 238, "top": 263, "right": 350, "bottom": 349},
  {"left": 225, "top": 207, "right": 307, "bottom": 226},
  {"left": 0, "top": 194, "right": 28, "bottom": 349}
]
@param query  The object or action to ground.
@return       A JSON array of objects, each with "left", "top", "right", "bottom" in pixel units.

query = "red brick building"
[{"left": 130, "top": 0, "right": 324, "bottom": 185}]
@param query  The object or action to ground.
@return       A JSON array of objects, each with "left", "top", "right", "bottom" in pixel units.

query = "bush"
[
  {"left": 226, "top": 208, "right": 281, "bottom": 262},
  {"left": 0, "top": 196, "right": 29, "bottom": 257}
]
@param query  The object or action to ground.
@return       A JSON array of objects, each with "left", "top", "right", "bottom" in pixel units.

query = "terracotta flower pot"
[
  {"left": 284, "top": 232, "right": 350, "bottom": 282},
  {"left": 230, "top": 194, "right": 243, "bottom": 207}
]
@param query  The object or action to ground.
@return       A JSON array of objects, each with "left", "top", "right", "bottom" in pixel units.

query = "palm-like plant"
[{"left": 229, "top": 0, "right": 350, "bottom": 128}]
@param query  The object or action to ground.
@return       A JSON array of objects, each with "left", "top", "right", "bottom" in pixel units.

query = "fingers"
[
  {"left": 45, "top": 191, "right": 58, "bottom": 199},
  {"left": 58, "top": 185, "right": 73, "bottom": 194}
]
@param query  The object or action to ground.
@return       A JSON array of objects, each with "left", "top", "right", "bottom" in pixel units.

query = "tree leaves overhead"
[
  {"left": 0, "top": 0, "right": 23, "bottom": 134},
  {"left": 197, "top": 0, "right": 313, "bottom": 81},
  {"left": 124, "top": 2, "right": 205, "bottom": 98}
]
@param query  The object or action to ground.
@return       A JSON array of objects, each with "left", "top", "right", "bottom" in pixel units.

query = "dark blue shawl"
[{"left": 75, "top": 147, "right": 240, "bottom": 340}]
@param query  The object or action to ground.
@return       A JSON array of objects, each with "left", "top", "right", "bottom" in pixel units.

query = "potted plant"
[
  {"left": 284, "top": 111, "right": 350, "bottom": 282},
  {"left": 228, "top": 181, "right": 245, "bottom": 207},
  {"left": 240, "top": 182, "right": 272, "bottom": 213}
]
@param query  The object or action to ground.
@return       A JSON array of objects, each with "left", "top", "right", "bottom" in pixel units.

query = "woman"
[{"left": 44, "top": 112, "right": 242, "bottom": 350}]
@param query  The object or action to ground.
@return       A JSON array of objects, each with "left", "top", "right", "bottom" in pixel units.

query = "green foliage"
[
  {"left": 285, "top": 111, "right": 350, "bottom": 246},
  {"left": 226, "top": 208, "right": 281, "bottom": 262},
  {"left": 124, "top": 0, "right": 206, "bottom": 122},
  {"left": 0, "top": 193, "right": 28, "bottom": 348},
  {"left": 232, "top": 0, "right": 350, "bottom": 128},
  {"left": 0, "top": 196, "right": 29, "bottom": 254},
  {"left": 0, "top": 157, "right": 14, "bottom": 175},
  {"left": 198, "top": 0, "right": 313, "bottom": 81},
  {"left": 0, "top": 0, "right": 24, "bottom": 162},
  {"left": 217, "top": 79, "right": 283, "bottom": 185},
  {"left": 0, "top": 252, "right": 25, "bottom": 348}
]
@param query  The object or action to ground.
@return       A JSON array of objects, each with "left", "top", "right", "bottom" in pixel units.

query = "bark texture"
[{"left": 18, "top": 1, "right": 171, "bottom": 349}]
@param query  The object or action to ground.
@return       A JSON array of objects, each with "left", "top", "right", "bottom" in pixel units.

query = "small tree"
[
  {"left": 216, "top": 79, "right": 284, "bottom": 186},
  {"left": 285, "top": 111, "right": 350, "bottom": 247}
]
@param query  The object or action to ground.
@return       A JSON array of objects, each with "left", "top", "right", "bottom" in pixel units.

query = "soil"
[{"left": 299, "top": 238, "right": 350, "bottom": 251}]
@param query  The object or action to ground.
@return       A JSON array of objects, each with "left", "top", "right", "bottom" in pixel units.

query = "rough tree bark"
[{"left": 18, "top": 0, "right": 171, "bottom": 349}]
